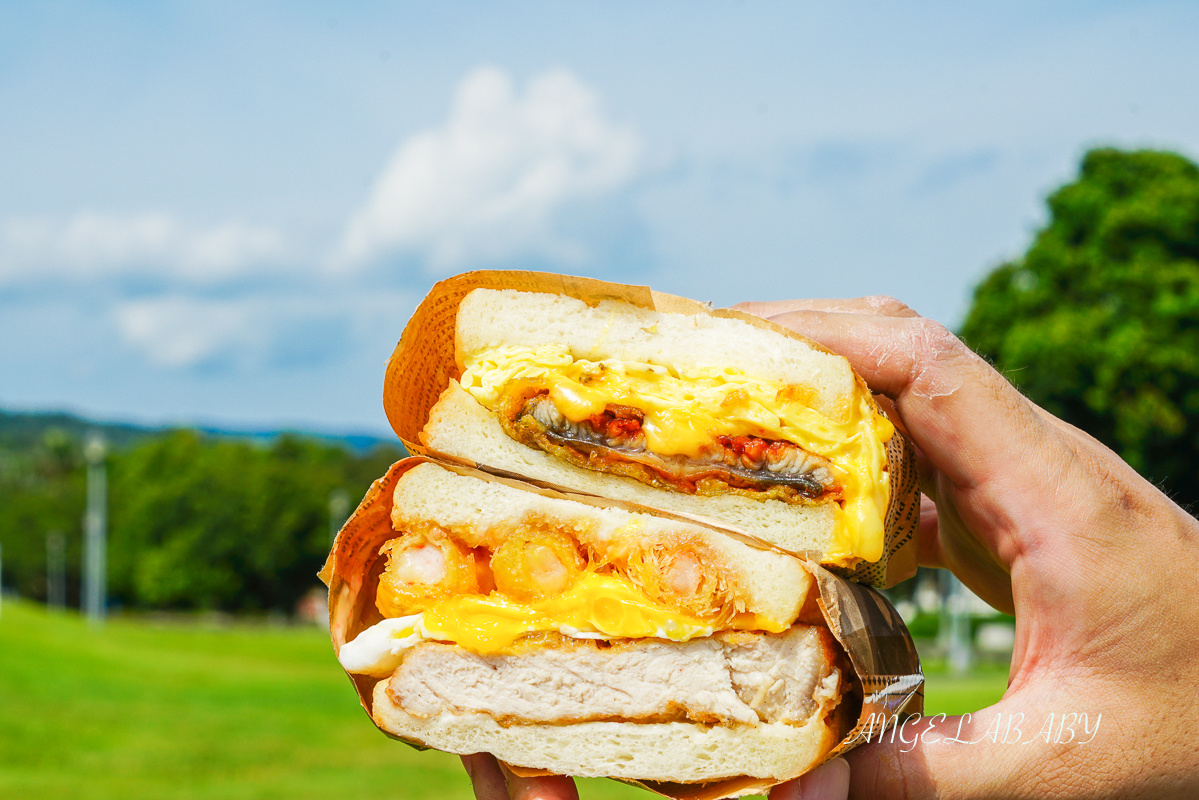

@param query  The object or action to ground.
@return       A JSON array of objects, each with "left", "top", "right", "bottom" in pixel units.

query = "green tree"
[
  {"left": 961, "top": 147, "right": 1199, "bottom": 512},
  {"left": 107, "top": 431, "right": 354, "bottom": 611},
  {"left": 0, "top": 417, "right": 407, "bottom": 612},
  {"left": 0, "top": 430, "right": 85, "bottom": 602}
]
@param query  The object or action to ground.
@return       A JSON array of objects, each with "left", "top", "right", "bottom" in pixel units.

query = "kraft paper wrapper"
[
  {"left": 382, "top": 270, "right": 919, "bottom": 588},
  {"left": 319, "top": 457, "right": 924, "bottom": 800}
]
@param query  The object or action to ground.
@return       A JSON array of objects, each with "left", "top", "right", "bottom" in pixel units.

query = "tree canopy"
[
  {"left": 960, "top": 147, "right": 1199, "bottom": 512},
  {"left": 0, "top": 427, "right": 405, "bottom": 612}
]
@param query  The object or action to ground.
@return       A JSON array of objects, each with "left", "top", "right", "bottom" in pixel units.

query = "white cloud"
[
  {"left": 339, "top": 66, "right": 641, "bottom": 271},
  {"left": 0, "top": 212, "right": 289, "bottom": 285},
  {"left": 110, "top": 288, "right": 418, "bottom": 371},
  {"left": 113, "top": 295, "right": 259, "bottom": 368}
]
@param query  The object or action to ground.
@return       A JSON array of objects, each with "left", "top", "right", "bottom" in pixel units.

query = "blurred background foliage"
[
  {"left": 0, "top": 423, "right": 404, "bottom": 612},
  {"left": 961, "top": 147, "right": 1199, "bottom": 512}
]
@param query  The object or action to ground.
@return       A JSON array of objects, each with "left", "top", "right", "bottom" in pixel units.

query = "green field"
[{"left": 0, "top": 600, "right": 1007, "bottom": 799}]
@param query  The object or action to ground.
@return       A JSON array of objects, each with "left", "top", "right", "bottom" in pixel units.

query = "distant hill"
[{"left": 0, "top": 409, "right": 398, "bottom": 455}]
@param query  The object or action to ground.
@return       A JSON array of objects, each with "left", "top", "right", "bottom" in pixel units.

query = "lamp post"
[
  {"left": 47, "top": 531, "right": 66, "bottom": 610},
  {"left": 83, "top": 431, "right": 107, "bottom": 626},
  {"left": 940, "top": 571, "right": 973, "bottom": 675}
]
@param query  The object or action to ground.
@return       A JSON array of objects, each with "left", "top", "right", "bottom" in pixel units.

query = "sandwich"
[
  {"left": 328, "top": 460, "right": 856, "bottom": 785},
  {"left": 412, "top": 287, "right": 899, "bottom": 568}
]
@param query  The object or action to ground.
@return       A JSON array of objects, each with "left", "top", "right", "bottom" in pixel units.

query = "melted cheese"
[
  {"left": 460, "top": 344, "right": 894, "bottom": 564},
  {"left": 339, "top": 570, "right": 766, "bottom": 674},
  {"left": 420, "top": 570, "right": 717, "bottom": 654}
]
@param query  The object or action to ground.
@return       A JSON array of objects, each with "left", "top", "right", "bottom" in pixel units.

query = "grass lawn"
[{"left": 0, "top": 600, "right": 1008, "bottom": 799}]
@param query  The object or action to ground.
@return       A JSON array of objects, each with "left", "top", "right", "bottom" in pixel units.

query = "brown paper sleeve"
[
  {"left": 321, "top": 457, "right": 923, "bottom": 799},
  {"left": 382, "top": 269, "right": 918, "bottom": 588}
]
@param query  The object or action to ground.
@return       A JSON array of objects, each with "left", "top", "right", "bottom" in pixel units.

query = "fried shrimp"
[
  {"left": 376, "top": 526, "right": 480, "bottom": 617},
  {"left": 625, "top": 543, "right": 735, "bottom": 623},
  {"left": 490, "top": 524, "right": 585, "bottom": 603}
]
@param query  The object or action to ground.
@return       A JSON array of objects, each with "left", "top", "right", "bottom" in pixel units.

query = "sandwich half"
[
  {"left": 334, "top": 461, "right": 852, "bottom": 784},
  {"left": 419, "top": 288, "right": 896, "bottom": 567}
]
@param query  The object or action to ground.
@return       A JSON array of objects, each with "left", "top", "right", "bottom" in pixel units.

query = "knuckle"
[
  {"left": 859, "top": 295, "right": 920, "bottom": 317},
  {"left": 897, "top": 318, "right": 986, "bottom": 401},
  {"left": 906, "top": 318, "right": 966, "bottom": 368}
]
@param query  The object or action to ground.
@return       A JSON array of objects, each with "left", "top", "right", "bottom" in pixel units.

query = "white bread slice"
[
  {"left": 422, "top": 381, "right": 838, "bottom": 556},
  {"left": 371, "top": 679, "right": 837, "bottom": 783},
  {"left": 392, "top": 462, "right": 814, "bottom": 627},
  {"left": 456, "top": 289, "right": 855, "bottom": 421}
]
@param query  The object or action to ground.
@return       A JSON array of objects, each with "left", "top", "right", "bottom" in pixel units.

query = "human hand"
[
  {"left": 461, "top": 754, "right": 578, "bottom": 800},
  {"left": 736, "top": 297, "right": 1199, "bottom": 798}
]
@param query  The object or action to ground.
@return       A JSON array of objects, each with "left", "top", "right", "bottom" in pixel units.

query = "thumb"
[
  {"left": 845, "top": 706, "right": 1019, "bottom": 799},
  {"left": 770, "top": 757, "right": 851, "bottom": 800},
  {"left": 844, "top": 710, "right": 983, "bottom": 796},
  {"left": 498, "top": 763, "right": 579, "bottom": 800}
]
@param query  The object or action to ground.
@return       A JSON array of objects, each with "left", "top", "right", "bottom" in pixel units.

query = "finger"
[
  {"left": 734, "top": 297, "right": 922, "bottom": 319},
  {"left": 770, "top": 758, "right": 851, "bottom": 800},
  {"left": 765, "top": 308, "right": 1097, "bottom": 592},
  {"left": 916, "top": 494, "right": 943, "bottom": 569},
  {"left": 917, "top": 492, "right": 1014, "bottom": 615},
  {"left": 498, "top": 763, "right": 579, "bottom": 800},
  {"left": 766, "top": 308, "right": 1049, "bottom": 501},
  {"left": 461, "top": 754, "right": 508, "bottom": 800},
  {"left": 801, "top": 757, "right": 851, "bottom": 800},
  {"left": 846, "top": 710, "right": 1009, "bottom": 799}
]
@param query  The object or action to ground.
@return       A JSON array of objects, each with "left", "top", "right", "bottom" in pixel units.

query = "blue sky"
[{"left": 2, "top": 1, "right": 1197, "bottom": 434}]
